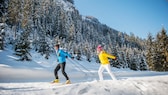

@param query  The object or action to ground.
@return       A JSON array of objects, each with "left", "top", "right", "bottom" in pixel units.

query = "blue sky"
[{"left": 74, "top": 0, "right": 168, "bottom": 39}]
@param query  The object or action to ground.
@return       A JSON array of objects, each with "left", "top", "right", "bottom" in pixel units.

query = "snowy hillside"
[
  {"left": 1, "top": 47, "right": 168, "bottom": 95},
  {"left": 0, "top": 0, "right": 149, "bottom": 71}
]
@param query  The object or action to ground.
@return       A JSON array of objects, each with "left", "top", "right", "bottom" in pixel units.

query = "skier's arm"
[
  {"left": 67, "top": 52, "right": 74, "bottom": 59},
  {"left": 104, "top": 52, "right": 116, "bottom": 60},
  {"left": 65, "top": 52, "right": 72, "bottom": 58},
  {"left": 62, "top": 50, "right": 73, "bottom": 58}
]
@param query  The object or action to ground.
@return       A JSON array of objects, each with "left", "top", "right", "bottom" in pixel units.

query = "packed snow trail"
[{"left": 0, "top": 75, "right": 168, "bottom": 95}]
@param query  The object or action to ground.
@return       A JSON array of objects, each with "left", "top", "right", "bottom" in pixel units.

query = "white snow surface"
[
  {"left": 0, "top": 47, "right": 168, "bottom": 95},
  {"left": 1, "top": 76, "right": 168, "bottom": 95}
]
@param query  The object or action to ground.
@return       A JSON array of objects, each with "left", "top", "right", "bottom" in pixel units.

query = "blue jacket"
[{"left": 56, "top": 49, "right": 72, "bottom": 63}]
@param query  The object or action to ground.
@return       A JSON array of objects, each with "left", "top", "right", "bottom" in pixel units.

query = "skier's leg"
[
  {"left": 60, "top": 62, "right": 69, "bottom": 80},
  {"left": 105, "top": 64, "right": 117, "bottom": 80},
  {"left": 54, "top": 64, "right": 61, "bottom": 79},
  {"left": 98, "top": 65, "right": 105, "bottom": 81}
]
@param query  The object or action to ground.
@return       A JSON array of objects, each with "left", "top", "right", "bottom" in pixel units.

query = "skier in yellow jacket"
[{"left": 97, "top": 45, "right": 117, "bottom": 80}]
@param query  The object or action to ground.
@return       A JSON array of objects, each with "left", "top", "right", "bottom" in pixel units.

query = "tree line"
[{"left": 1, "top": 0, "right": 167, "bottom": 71}]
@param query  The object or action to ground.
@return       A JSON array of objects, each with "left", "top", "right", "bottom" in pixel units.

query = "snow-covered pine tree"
[
  {"left": 0, "top": 0, "right": 9, "bottom": 22},
  {"left": 130, "top": 57, "right": 138, "bottom": 71},
  {"left": 0, "top": 25, "right": 5, "bottom": 50},
  {"left": 160, "top": 28, "right": 168, "bottom": 71},
  {"left": 120, "top": 51, "right": 128, "bottom": 68},
  {"left": 0, "top": 34, "right": 4, "bottom": 50},
  {"left": 146, "top": 33, "right": 154, "bottom": 70},
  {"left": 152, "top": 39, "right": 160, "bottom": 71},
  {"left": 38, "top": 37, "right": 50, "bottom": 59},
  {"left": 126, "top": 51, "right": 131, "bottom": 69},
  {"left": 166, "top": 31, "right": 168, "bottom": 66},
  {"left": 110, "top": 46, "right": 120, "bottom": 68},
  {"left": 140, "top": 55, "right": 147, "bottom": 70},
  {"left": 149, "top": 28, "right": 168, "bottom": 71},
  {"left": 155, "top": 28, "right": 168, "bottom": 71},
  {"left": 14, "top": 27, "right": 31, "bottom": 61}
]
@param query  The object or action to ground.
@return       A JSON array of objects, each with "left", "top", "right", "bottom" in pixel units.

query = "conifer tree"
[
  {"left": 156, "top": 28, "right": 168, "bottom": 71},
  {"left": 126, "top": 52, "right": 131, "bottom": 68},
  {"left": 130, "top": 57, "right": 138, "bottom": 70},
  {"left": 140, "top": 56, "right": 147, "bottom": 70},
  {"left": 14, "top": 27, "right": 31, "bottom": 61},
  {"left": 110, "top": 47, "right": 120, "bottom": 68},
  {"left": 0, "top": 34, "right": 4, "bottom": 50},
  {"left": 149, "top": 28, "right": 168, "bottom": 71},
  {"left": 146, "top": 33, "right": 154, "bottom": 70},
  {"left": 38, "top": 37, "right": 50, "bottom": 59},
  {"left": 0, "top": 27, "right": 5, "bottom": 50}
]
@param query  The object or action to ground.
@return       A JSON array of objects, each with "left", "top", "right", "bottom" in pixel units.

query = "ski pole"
[
  {"left": 67, "top": 58, "right": 88, "bottom": 76},
  {"left": 72, "top": 59, "right": 95, "bottom": 76}
]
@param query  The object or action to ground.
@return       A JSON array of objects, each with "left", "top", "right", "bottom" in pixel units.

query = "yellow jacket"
[{"left": 98, "top": 51, "right": 116, "bottom": 65}]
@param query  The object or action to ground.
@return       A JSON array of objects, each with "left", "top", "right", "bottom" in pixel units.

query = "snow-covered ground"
[
  {"left": 0, "top": 48, "right": 168, "bottom": 95},
  {"left": 1, "top": 76, "right": 168, "bottom": 95}
]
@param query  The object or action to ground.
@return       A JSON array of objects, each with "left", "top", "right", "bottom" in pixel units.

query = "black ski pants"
[{"left": 54, "top": 62, "right": 69, "bottom": 80}]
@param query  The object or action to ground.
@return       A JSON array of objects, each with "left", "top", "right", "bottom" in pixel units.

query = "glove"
[
  {"left": 71, "top": 57, "right": 74, "bottom": 59},
  {"left": 114, "top": 57, "right": 117, "bottom": 60}
]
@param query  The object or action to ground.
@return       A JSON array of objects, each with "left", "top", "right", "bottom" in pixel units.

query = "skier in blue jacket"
[{"left": 52, "top": 44, "right": 73, "bottom": 84}]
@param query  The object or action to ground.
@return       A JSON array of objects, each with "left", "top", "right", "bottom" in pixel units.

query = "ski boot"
[
  {"left": 65, "top": 80, "right": 71, "bottom": 84},
  {"left": 52, "top": 79, "right": 59, "bottom": 83}
]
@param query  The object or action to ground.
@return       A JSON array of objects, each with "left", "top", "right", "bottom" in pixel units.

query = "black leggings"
[{"left": 54, "top": 62, "right": 69, "bottom": 80}]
